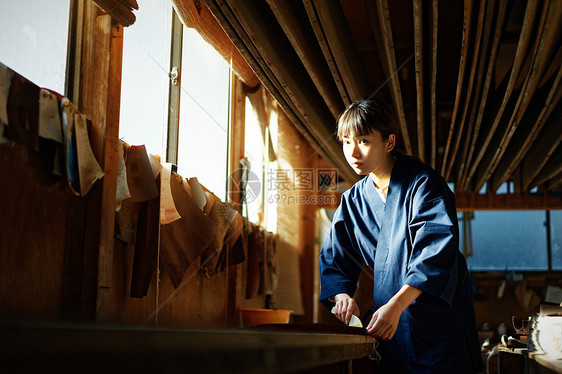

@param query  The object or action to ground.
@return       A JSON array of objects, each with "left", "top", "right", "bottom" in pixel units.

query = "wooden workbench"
[{"left": 0, "top": 321, "right": 376, "bottom": 373}]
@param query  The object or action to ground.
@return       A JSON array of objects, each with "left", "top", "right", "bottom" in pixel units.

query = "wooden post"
[
  {"left": 226, "top": 73, "right": 246, "bottom": 326},
  {"left": 71, "top": 1, "right": 124, "bottom": 322}
]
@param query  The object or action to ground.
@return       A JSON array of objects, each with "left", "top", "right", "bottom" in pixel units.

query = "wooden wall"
[{"left": 0, "top": 143, "right": 76, "bottom": 321}]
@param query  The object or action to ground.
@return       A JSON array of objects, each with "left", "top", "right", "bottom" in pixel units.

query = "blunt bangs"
[{"left": 336, "top": 106, "right": 372, "bottom": 141}]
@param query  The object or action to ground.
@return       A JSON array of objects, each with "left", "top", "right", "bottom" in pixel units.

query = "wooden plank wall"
[{"left": 0, "top": 143, "right": 75, "bottom": 320}]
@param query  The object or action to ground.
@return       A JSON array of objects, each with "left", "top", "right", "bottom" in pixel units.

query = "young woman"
[{"left": 319, "top": 98, "right": 483, "bottom": 372}]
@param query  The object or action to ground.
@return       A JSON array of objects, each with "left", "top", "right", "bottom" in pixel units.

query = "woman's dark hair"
[{"left": 336, "top": 98, "right": 399, "bottom": 144}]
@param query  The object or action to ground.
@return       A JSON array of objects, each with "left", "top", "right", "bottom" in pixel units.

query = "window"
[
  {"left": 176, "top": 26, "right": 230, "bottom": 199},
  {"left": 0, "top": 0, "right": 70, "bottom": 93},
  {"left": 119, "top": 0, "right": 172, "bottom": 157},
  {"left": 463, "top": 210, "right": 548, "bottom": 271},
  {"left": 244, "top": 96, "right": 265, "bottom": 223}
]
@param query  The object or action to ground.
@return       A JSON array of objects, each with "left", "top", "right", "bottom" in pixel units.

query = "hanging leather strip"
[{"left": 160, "top": 172, "right": 216, "bottom": 288}]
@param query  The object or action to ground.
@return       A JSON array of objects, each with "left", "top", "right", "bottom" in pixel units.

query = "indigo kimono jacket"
[{"left": 319, "top": 154, "right": 483, "bottom": 373}]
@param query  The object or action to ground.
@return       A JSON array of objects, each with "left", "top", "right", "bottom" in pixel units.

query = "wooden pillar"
[
  {"left": 70, "top": 0, "right": 124, "bottom": 322},
  {"left": 226, "top": 73, "right": 246, "bottom": 326}
]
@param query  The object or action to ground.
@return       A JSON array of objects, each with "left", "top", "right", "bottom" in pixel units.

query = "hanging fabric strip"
[
  {"left": 160, "top": 163, "right": 181, "bottom": 224},
  {"left": 38, "top": 89, "right": 63, "bottom": 143},
  {"left": 74, "top": 112, "right": 104, "bottom": 196}
]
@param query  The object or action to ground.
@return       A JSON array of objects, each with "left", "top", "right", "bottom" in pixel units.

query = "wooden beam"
[
  {"left": 448, "top": 0, "right": 488, "bottom": 182},
  {"left": 475, "top": 1, "right": 562, "bottom": 192},
  {"left": 429, "top": 0, "right": 438, "bottom": 169},
  {"left": 549, "top": 170, "right": 562, "bottom": 190},
  {"left": 413, "top": 0, "right": 425, "bottom": 161},
  {"left": 458, "top": 0, "right": 509, "bottom": 191},
  {"left": 303, "top": 0, "right": 351, "bottom": 106},
  {"left": 522, "top": 102, "right": 562, "bottom": 191},
  {"left": 317, "top": 191, "right": 562, "bottom": 211},
  {"left": 493, "top": 61, "right": 562, "bottom": 191},
  {"left": 311, "top": 0, "right": 370, "bottom": 102},
  {"left": 455, "top": 0, "right": 497, "bottom": 188},
  {"left": 266, "top": 0, "right": 344, "bottom": 119},
  {"left": 463, "top": 1, "right": 538, "bottom": 190},
  {"left": 93, "top": 0, "right": 136, "bottom": 26},
  {"left": 529, "top": 144, "right": 562, "bottom": 189},
  {"left": 95, "top": 18, "right": 123, "bottom": 323},
  {"left": 226, "top": 73, "right": 245, "bottom": 326},
  {"left": 365, "top": 0, "right": 412, "bottom": 155},
  {"left": 440, "top": 0, "right": 473, "bottom": 178},
  {"left": 455, "top": 192, "right": 562, "bottom": 211}
]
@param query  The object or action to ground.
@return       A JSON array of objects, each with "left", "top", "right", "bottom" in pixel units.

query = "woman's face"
[{"left": 341, "top": 129, "right": 395, "bottom": 176}]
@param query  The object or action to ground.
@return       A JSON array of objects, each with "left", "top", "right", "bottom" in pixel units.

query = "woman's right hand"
[{"left": 333, "top": 293, "right": 360, "bottom": 325}]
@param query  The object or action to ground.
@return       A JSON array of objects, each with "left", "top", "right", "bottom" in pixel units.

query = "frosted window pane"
[
  {"left": 0, "top": 0, "right": 69, "bottom": 93},
  {"left": 177, "top": 27, "right": 229, "bottom": 199},
  {"left": 465, "top": 211, "right": 547, "bottom": 271},
  {"left": 119, "top": 1, "right": 172, "bottom": 157},
  {"left": 551, "top": 210, "right": 562, "bottom": 270}
]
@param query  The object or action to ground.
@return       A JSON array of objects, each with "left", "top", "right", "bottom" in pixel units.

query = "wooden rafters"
[
  {"left": 521, "top": 100, "right": 562, "bottom": 191},
  {"left": 458, "top": 0, "right": 509, "bottom": 191},
  {"left": 475, "top": 0, "right": 561, "bottom": 192},
  {"left": 530, "top": 142, "right": 562, "bottom": 189},
  {"left": 441, "top": 0, "right": 473, "bottom": 179},
  {"left": 413, "top": 0, "right": 425, "bottom": 161},
  {"left": 310, "top": 0, "right": 370, "bottom": 103},
  {"left": 493, "top": 59, "right": 562, "bottom": 192},
  {"left": 365, "top": 0, "right": 412, "bottom": 155},
  {"left": 193, "top": 0, "right": 561, "bottom": 195},
  {"left": 266, "top": 0, "right": 344, "bottom": 119},
  {"left": 303, "top": 0, "right": 351, "bottom": 107},
  {"left": 429, "top": 0, "right": 438, "bottom": 170},
  {"left": 455, "top": 0, "right": 497, "bottom": 188},
  {"left": 445, "top": 0, "right": 488, "bottom": 182},
  {"left": 463, "top": 0, "right": 539, "bottom": 192},
  {"left": 202, "top": 0, "right": 358, "bottom": 183}
]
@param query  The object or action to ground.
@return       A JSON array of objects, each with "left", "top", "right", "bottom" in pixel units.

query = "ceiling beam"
[
  {"left": 311, "top": 0, "right": 371, "bottom": 103},
  {"left": 458, "top": 0, "right": 509, "bottom": 191},
  {"left": 440, "top": 0, "right": 474, "bottom": 179},
  {"left": 429, "top": 0, "right": 438, "bottom": 169},
  {"left": 474, "top": 0, "right": 561, "bottom": 191},
  {"left": 446, "top": 0, "right": 489, "bottom": 182},
  {"left": 492, "top": 61, "right": 562, "bottom": 191},
  {"left": 454, "top": 192, "right": 562, "bottom": 211},
  {"left": 266, "top": 0, "right": 344, "bottom": 119},
  {"left": 303, "top": 0, "right": 351, "bottom": 107},
  {"left": 462, "top": 0, "right": 540, "bottom": 191},
  {"left": 365, "top": 0, "right": 412, "bottom": 154},
  {"left": 455, "top": 0, "right": 498, "bottom": 189},
  {"left": 413, "top": 0, "right": 425, "bottom": 161},
  {"left": 530, "top": 143, "right": 562, "bottom": 188},
  {"left": 521, "top": 102, "right": 562, "bottom": 191},
  {"left": 550, "top": 170, "right": 562, "bottom": 191}
]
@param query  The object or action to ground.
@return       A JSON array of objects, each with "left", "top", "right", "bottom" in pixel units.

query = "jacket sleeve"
[
  {"left": 404, "top": 175, "right": 459, "bottom": 306},
  {"left": 319, "top": 198, "right": 363, "bottom": 309}
]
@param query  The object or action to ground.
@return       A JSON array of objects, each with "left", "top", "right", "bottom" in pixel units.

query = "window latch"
[{"left": 169, "top": 67, "right": 179, "bottom": 86}]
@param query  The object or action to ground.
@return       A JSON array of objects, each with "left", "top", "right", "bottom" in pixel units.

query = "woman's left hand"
[{"left": 365, "top": 301, "right": 402, "bottom": 340}]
